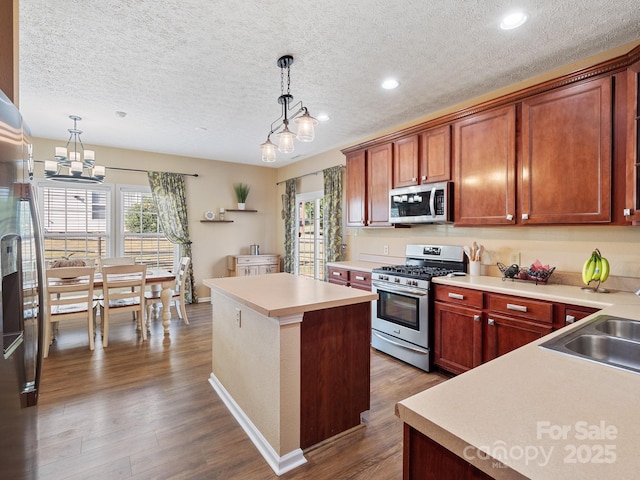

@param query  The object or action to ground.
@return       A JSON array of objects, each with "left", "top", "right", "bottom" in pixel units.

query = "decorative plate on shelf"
[{"left": 204, "top": 210, "right": 215, "bottom": 220}]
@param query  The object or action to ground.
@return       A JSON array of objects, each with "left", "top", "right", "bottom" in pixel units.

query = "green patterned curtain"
[
  {"left": 323, "top": 166, "right": 343, "bottom": 279},
  {"left": 148, "top": 171, "right": 197, "bottom": 303},
  {"left": 283, "top": 178, "right": 297, "bottom": 273}
]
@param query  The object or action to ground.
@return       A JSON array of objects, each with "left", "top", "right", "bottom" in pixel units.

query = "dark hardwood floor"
[{"left": 36, "top": 302, "right": 448, "bottom": 479}]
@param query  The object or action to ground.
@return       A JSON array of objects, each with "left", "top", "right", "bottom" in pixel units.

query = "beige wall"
[{"left": 31, "top": 138, "right": 279, "bottom": 299}]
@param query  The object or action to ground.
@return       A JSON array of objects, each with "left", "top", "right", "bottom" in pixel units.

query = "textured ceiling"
[{"left": 18, "top": 1, "right": 640, "bottom": 168}]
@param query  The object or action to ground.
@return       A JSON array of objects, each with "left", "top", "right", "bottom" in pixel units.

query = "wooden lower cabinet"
[
  {"left": 227, "top": 255, "right": 280, "bottom": 276},
  {"left": 483, "top": 293, "right": 553, "bottom": 362},
  {"left": 327, "top": 266, "right": 372, "bottom": 291},
  {"left": 434, "top": 285, "right": 567, "bottom": 374},
  {"left": 403, "top": 424, "right": 494, "bottom": 480},
  {"left": 563, "top": 305, "right": 600, "bottom": 326},
  {"left": 483, "top": 314, "right": 552, "bottom": 363},
  {"left": 433, "top": 301, "right": 482, "bottom": 375},
  {"left": 300, "top": 303, "right": 371, "bottom": 448}
]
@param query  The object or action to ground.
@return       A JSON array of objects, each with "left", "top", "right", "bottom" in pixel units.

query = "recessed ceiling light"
[
  {"left": 500, "top": 11, "right": 527, "bottom": 30},
  {"left": 115, "top": 110, "right": 127, "bottom": 118},
  {"left": 195, "top": 126, "right": 208, "bottom": 132},
  {"left": 381, "top": 78, "right": 399, "bottom": 90},
  {"left": 317, "top": 113, "right": 330, "bottom": 122}
]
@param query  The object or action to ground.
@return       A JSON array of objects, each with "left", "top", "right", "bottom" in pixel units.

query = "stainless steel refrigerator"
[{"left": 1, "top": 89, "right": 45, "bottom": 478}]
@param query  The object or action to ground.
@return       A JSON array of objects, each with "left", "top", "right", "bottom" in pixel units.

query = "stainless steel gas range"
[{"left": 371, "top": 244, "right": 466, "bottom": 371}]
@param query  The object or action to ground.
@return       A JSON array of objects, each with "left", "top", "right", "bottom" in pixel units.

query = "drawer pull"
[
  {"left": 354, "top": 275, "right": 365, "bottom": 281},
  {"left": 474, "top": 315, "right": 480, "bottom": 322},
  {"left": 448, "top": 293, "right": 464, "bottom": 300},
  {"left": 332, "top": 271, "right": 342, "bottom": 277},
  {"left": 488, "top": 318, "right": 495, "bottom": 326},
  {"left": 566, "top": 315, "right": 576, "bottom": 324},
  {"left": 507, "top": 303, "right": 528, "bottom": 313}
]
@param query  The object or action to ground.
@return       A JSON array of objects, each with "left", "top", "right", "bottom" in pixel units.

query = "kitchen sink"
[
  {"left": 595, "top": 318, "right": 640, "bottom": 342},
  {"left": 540, "top": 315, "right": 640, "bottom": 375}
]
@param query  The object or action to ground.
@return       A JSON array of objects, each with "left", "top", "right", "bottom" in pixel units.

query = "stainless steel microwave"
[{"left": 389, "top": 181, "right": 452, "bottom": 224}]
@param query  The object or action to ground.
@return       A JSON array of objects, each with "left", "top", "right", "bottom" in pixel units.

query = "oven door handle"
[
  {"left": 372, "top": 281, "right": 428, "bottom": 296},
  {"left": 372, "top": 331, "right": 429, "bottom": 354}
]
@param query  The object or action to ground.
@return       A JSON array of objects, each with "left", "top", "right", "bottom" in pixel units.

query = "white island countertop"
[
  {"left": 203, "top": 272, "right": 377, "bottom": 318},
  {"left": 397, "top": 275, "right": 640, "bottom": 479}
]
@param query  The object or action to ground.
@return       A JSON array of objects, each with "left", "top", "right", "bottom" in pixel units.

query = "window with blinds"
[
  {"left": 120, "top": 188, "right": 175, "bottom": 269},
  {"left": 39, "top": 183, "right": 110, "bottom": 263}
]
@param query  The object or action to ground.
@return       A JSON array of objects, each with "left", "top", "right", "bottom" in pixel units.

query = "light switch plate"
[{"left": 235, "top": 308, "right": 241, "bottom": 327}]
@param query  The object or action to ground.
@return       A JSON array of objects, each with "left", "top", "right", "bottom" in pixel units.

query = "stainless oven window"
[{"left": 377, "top": 290, "right": 421, "bottom": 330}]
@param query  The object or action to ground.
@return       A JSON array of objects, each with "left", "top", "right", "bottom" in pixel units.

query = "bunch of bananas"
[{"left": 582, "top": 248, "right": 610, "bottom": 285}]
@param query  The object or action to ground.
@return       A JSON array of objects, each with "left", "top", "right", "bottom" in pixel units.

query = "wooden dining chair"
[
  {"left": 99, "top": 264, "right": 147, "bottom": 346},
  {"left": 98, "top": 257, "right": 138, "bottom": 320},
  {"left": 144, "top": 257, "right": 190, "bottom": 326},
  {"left": 45, "top": 266, "right": 96, "bottom": 357}
]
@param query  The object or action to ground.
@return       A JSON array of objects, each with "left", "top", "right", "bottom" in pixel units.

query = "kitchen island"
[
  {"left": 397, "top": 276, "right": 640, "bottom": 479},
  {"left": 203, "top": 273, "right": 377, "bottom": 475}
]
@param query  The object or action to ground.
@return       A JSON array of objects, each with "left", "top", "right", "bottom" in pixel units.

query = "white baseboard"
[{"left": 208, "top": 373, "right": 307, "bottom": 475}]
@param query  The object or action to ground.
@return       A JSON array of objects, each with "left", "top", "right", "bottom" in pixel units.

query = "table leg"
[{"left": 161, "top": 280, "right": 172, "bottom": 334}]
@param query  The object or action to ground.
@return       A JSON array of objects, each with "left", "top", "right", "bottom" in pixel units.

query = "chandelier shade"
[
  {"left": 45, "top": 115, "right": 105, "bottom": 183},
  {"left": 259, "top": 55, "right": 318, "bottom": 163}
]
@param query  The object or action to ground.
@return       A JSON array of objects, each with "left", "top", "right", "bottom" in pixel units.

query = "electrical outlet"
[
  {"left": 235, "top": 308, "right": 241, "bottom": 328},
  {"left": 383, "top": 245, "right": 389, "bottom": 255},
  {"left": 509, "top": 252, "right": 521, "bottom": 266}
]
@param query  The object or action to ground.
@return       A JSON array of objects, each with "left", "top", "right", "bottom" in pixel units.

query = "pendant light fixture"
[
  {"left": 44, "top": 115, "right": 105, "bottom": 183},
  {"left": 260, "top": 55, "right": 318, "bottom": 163}
]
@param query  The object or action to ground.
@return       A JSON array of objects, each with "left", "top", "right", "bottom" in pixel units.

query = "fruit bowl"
[{"left": 498, "top": 261, "right": 555, "bottom": 284}]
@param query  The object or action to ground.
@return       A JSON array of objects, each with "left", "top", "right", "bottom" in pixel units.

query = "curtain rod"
[
  {"left": 276, "top": 164, "right": 345, "bottom": 186},
  {"left": 34, "top": 160, "right": 199, "bottom": 177},
  {"left": 108, "top": 165, "right": 199, "bottom": 177}
]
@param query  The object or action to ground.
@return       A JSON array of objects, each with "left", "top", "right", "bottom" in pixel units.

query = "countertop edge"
[{"left": 203, "top": 275, "right": 377, "bottom": 318}]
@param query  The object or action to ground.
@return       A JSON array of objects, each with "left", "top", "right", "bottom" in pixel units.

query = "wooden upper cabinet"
[
  {"left": 454, "top": 105, "right": 517, "bottom": 226},
  {"left": 520, "top": 77, "right": 613, "bottom": 224},
  {"left": 626, "top": 59, "right": 640, "bottom": 224},
  {"left": 393, "top": 135, "right": 419, "bottom": 187},
  {"left": 345, "top": 150, "right": 367, "bottom": 227},
  {"left": 367, "top": 143, "right": 393, "bottom": 226},
  {"left": 419, "top": 125, "right": 451, "bottom": 183}
]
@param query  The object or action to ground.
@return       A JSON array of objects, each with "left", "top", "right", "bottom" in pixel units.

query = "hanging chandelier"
[
  {"left": 44, "top": 115, "right": 105, "bottom": 183},
  {"left": 260, "top": 55, "right": 318, "bottom": 163}
]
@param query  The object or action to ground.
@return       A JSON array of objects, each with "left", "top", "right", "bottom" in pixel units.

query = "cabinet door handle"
[
  {"left": 506, "top": 214, "right": 514, "bottom": 221},
  {"left": 522, "top": 213, "right": 529, "bottom": 220},
  {"left": 474, "top": 315, "right": 480, "bottom": 322},
  {"left": 412, "top": 177, "right": 417, "bottom": 182},
  {"left": 623, "top": 208, "right": 631, "bottom": 216},
  {"left": 507, "top": 303, "right": 528, "bottom": 313},
  {"left": 421, "top": 175, "right": 427, "bottom": 181},
  {"left": 488, "top": 318, "right": 495, "bottom": 326},
  {"left": 566, "top": 315, "right": 576, "bottom": 324},
  {"left": 448, "top": 292, "right": 464, "bottom": 300},
  {"left": 354, "top": 275, "right": 365, "bottom": 281}
]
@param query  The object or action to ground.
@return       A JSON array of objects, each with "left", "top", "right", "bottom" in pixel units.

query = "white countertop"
[
  {"left": 203, "top": 272, "right": 377, "bottom": 317},
  {"left": 397, "top": 275, "right": 640, "bottom": 479}
]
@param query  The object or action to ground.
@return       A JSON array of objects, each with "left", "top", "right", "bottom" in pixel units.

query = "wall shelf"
[
  {"left": 226, "top": 209, "right": 258, "bottom": 212},
  {"left": 200, "top": 220, "right": 234, "bottom": 223}
]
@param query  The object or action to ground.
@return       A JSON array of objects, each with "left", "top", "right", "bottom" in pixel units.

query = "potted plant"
[{"left": 233, "top": 182, "right": 250, "bottom": 210}]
